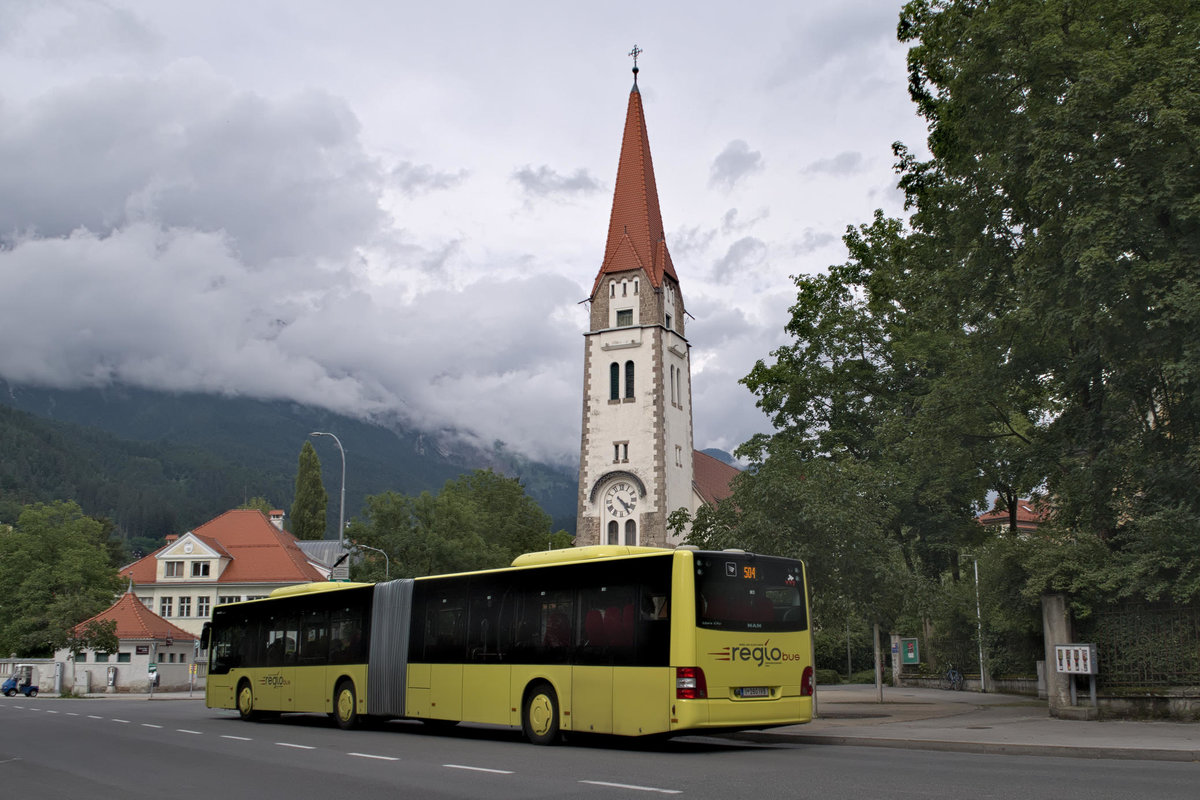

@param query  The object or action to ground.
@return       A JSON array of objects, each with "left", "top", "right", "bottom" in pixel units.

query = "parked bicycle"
[{"left": 943, "top": 665, "right": 964, "bottom": 691}]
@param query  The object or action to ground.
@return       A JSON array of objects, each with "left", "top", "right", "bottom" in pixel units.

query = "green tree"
[
  {"left": 895, "top": 0, "right": 1200, "bottom": 601},
  {"left": 290, "top": 441, "right": 328, "bottom": 541},
  {"left": 346, "top": 470, "right": 564, "bottom": 580},
  {"left": 239, "top": 496, "right": 274, "bottom": 515},
  {"left": 0, "top": 501, "right": 124, "bottom": 656}
]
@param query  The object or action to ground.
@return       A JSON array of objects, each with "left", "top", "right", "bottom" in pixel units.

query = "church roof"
[
  {"left": 591, "top": 81, "right": 679, "bottom": 297},
  {"left": 693, "top": 450, "right": 741, "bottom": 508},
  {"left": 72, "top": 591, "right": 196, "bottom": 642}
]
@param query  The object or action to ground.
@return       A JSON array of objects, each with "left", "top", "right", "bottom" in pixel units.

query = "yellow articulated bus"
[{"left": 202, "top": 545, "right": 813, "bottom": 744}]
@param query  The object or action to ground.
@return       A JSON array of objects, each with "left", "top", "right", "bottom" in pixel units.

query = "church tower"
[{"left": 577, "top": 56, "right": 694, "bottom": 548}]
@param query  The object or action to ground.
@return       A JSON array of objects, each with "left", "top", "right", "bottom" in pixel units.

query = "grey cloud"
[
  {"left": 792, "top": 228, "right": 839, "bottom": 255},
  {"left": 511, "top": 165, "right": 602, "bottom": 198},
  {"left": 392, "top": 161, "right": 468, "bottom": 196},
  {"left": 766, "top": 5, "right": 898, "bottom": 87},
  {"left": 0, "top": 69, "right": 386, "bottom": 264},
  {"left": 721, "top": 207, "right": 770, "bottom": 235},
  {"left": 803, "top": 151, "right": 864, "bottom": 176},
  {"left": 670, "top": 224, "right": 718, "bottom": 260},
  {"left": 709, "top": 140, "right": 764, "bottom": 190},
  {"left": 711, "top": 236, "right": 767, "bottom": 282},
  {"left": 39, "top": 4, "right": 162, "bottom": 59}
]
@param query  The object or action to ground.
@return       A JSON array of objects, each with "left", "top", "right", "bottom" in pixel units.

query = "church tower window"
[
  {"left": 624, "top": 520, "right": 637, "bottom": 545},
  {"left": 610, "top": 363, "right": 620, "bottom": 400},
  {"left": 607, "top": 520, "right": 619, "bottom": 545},
  {"left": 616, "top": 309, "right": 633, "bottom": 327},
  {"left": 625, "top": 361, "right": 635, "bottom": 399}
]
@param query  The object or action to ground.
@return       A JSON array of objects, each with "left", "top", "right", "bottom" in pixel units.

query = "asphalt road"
[{"left": 1, "top": 697, "right": 1196, "bottom": 799}]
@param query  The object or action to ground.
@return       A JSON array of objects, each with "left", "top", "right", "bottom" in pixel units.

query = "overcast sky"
[{"left": 0, "top": 0, "right": 928, "bottom": 466}]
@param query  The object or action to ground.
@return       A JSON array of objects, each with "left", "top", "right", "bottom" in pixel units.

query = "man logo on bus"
[{"left": 708, "top": 640, "right": 804, "bottom": 666}]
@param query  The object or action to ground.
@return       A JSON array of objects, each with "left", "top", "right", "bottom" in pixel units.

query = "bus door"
[
  {"left": 261, "top": 613, "right": 298, "bottom": 711},
  {"left": 573, "top": 585, "right": 618, "bottom": 734}
]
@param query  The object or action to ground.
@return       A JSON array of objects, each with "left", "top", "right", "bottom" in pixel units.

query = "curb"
[{"left": 730, "top": 731, "right": 1200, "bottom": 763}]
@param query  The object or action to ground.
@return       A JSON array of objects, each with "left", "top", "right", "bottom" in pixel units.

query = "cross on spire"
[{"left": 629, "top": 44, "right": 642, "bottom": 82}]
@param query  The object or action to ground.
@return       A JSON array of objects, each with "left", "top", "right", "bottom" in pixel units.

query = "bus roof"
[
  {"left": 510, "top": 545, "right": 671, "bottom": 568},
  {"left": 268, "top": 581, "right": 373, "bottom": 598}
]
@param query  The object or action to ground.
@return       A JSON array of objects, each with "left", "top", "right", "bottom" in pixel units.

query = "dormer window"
[
  {"left": 165, "top": 561, "right": 183, "bottom": 578},
  {"left": 192, "top": 561, "right": 211, "bottom": 577}
]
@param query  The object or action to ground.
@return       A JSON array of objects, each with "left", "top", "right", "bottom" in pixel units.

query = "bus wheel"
[
  {"left": 237, "top": 681, "right": 259, "bottom": 721},
  {"left": 521, "top": 681, "right": 560, "bottom": 745},
  {"left": 334, "top": 680, "right": 359, "bottom": 730}
]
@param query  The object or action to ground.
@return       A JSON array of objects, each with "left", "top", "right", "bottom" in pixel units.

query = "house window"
[
  {"left": 607, "top": 520, "right": 619, "bottom": 545},
  {"left": 164, "top": 561, "right": 183, "bottom": 578},
  {"left": 75, "top": 652, "right": 87, "bottom": 662},
  {"left": 160, "top": 597, "right": 173, "bottom": 617},
  {"left": 95, "top": 652, "right": 110, "bottom": 663},
  {"left": 633, "top": 279, "right": 638, "bottom": 294},
  {"left": 117, "top": 653, "right": 131, "bottom": 663},
  {"left": 616, "top": 309, "right": 633, "bottom": 327},
  {"left": 624, "top": 361, "right": 635, "bottom": 399},
  {"left": 665, "top": 313, "right": 672, "bottom": 330},
  {"left": 198, "top": 596, "right": 211, "bottom": 618},
  {"left": 670, "top": 365, "right": 676, "bottom": 404},
  {"left": 191, "top": 561, "right": 210, "bottom": 577},
  {"left": 610, "top": 362, "right": 620, "bottom": 400},
  {"left": 624, "top": 520, "right": 637, "bottom": 546},
  {"left": 610, "top": 281, "right": 615, "bottom": 297},
  {"left": 622, "top": 281, "right": 628, "bottom": 297},
  {"left": 178, "top": 596, "right": 192, "bottom": 617},
  {"left": 613, "top": 442, "right": 628, "bottom": 463},
  {"left": 218, "top": 595, "right": 241, "bottom": 605}
]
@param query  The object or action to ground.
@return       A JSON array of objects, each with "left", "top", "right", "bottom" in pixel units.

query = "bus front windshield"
[{"left": 694, "top": 554, "right": 807, "bottom": 633}]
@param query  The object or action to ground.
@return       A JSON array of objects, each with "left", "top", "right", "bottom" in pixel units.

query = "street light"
[
  {"left": 309, "top": 431, "right": 345, "bottom": 549},
  {"left": 356, "top": 544, "right": 390, "bottom": 579},
  {"left": 963, "top": 553, "right": 987, "bottom": 693}
]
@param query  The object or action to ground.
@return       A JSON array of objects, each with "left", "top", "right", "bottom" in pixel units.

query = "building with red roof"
[
  {"left": 119, "top": 508, "right": 327, "bottom": 639},
  {"left": 54, "top": 590, "right": 197, "bottom": 693},
  {"left": 978, "top": 498, "right": 1047, "bottom": 533}
]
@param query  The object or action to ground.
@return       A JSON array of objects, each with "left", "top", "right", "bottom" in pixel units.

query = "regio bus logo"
[{"left": 709, "top": 640, "right": 805, "bottom": 666}]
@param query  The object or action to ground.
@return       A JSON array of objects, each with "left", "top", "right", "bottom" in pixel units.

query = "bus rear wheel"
[
  {"left": 334, "top": 680, "right": 359, "bottom": 730},
  {"left": 237, "top": 681, "right": 259, "bottom": 721},
  {"left": 521, "top": 681, "right": 560, "bottom": 745}
]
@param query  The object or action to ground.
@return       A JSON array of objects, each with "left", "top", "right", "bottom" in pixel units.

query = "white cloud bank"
[{"left": 0, "top": 1, "right": 928, "bottom": 465}]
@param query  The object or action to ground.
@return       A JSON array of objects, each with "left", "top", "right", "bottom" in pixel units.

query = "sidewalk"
[{"left": 736, "top": 684, "right": 1200, "bottom": 761}]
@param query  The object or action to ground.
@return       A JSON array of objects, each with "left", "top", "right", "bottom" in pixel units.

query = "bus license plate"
[{"left": 738, "top": 687, "right": 769, "bottom": 698}]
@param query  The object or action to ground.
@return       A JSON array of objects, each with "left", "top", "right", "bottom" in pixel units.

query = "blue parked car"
[{"left": 2, "top": 664, "right": 38, "bottom": 697}]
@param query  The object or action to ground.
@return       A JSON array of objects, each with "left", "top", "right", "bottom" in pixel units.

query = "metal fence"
[{"left": 1075, "top": 603, "right": 1200, "bottom": 688}]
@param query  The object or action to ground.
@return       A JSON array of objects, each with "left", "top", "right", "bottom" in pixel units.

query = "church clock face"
[{"left": 605, "top": 482, "right": 638, "bottom": 518}]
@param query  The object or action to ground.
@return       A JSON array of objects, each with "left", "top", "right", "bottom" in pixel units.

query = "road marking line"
[
  {"left": 112, "top": 719, "right": 130, "bottom": 724},
  {"left": 46, "top": 710, "right": 59, "bottom": 714},
  {"left": 142, "top": 724, "right": 163, "bottom": 729},
  {"left": 222, "top": 735, "right": 252, "bottom": 741},
  {"left": 579, "top": 780, "right": 681, "bottom": 794},
  {"left": 349, "top": 753, "right": 400, "bottom": 761},
  {"left": 176, "top": 729, "right": 202, "bottom": 735},
  {"left": 276, "top": 742, "right": 315, "bottom": 750},
  {"left": 88, "top": 715, "right": 104, "bottom": 719},
  {"left": 443, "top": 764, "right": 514, "bottom": 774},
  {"left": 66, "top": 712, "right": 80, "bottom": 716}
]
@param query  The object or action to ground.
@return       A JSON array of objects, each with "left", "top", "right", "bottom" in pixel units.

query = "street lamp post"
[
  {"left": 309, "top": 431, "right": 345, "bottom": 549},
  {"left": 356, "top": 544, "right": 390, "bottom": 579},
  {"left": 963, "top": 554, "right": 987, "bottom": 692}
]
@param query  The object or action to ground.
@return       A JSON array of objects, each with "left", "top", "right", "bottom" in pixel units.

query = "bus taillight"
[
  {"left": 676, "top": 667, "right": 708, "bottom": 700},
  {"left": 801, "top": 666, "right": 814, "bottom": 696}
]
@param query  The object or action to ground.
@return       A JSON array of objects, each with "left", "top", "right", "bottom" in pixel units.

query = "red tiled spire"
[{"left": 591, "top": 82, "right": 679, "bottom": 297}]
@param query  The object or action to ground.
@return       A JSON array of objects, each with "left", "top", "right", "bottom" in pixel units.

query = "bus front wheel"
[
  {"left": 237, "top": 681, "right": 258, "bottom": 721},
  {"left": 334, "top": 680, "right": 359, "bottom": 730},
  {"left": 521, "top": 681, "right": 560, "bottom": 745}
]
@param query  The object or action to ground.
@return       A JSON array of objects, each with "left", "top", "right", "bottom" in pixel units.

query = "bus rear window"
[{"left": 694, "top": 554, "right": 807, "bottom": 632}]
